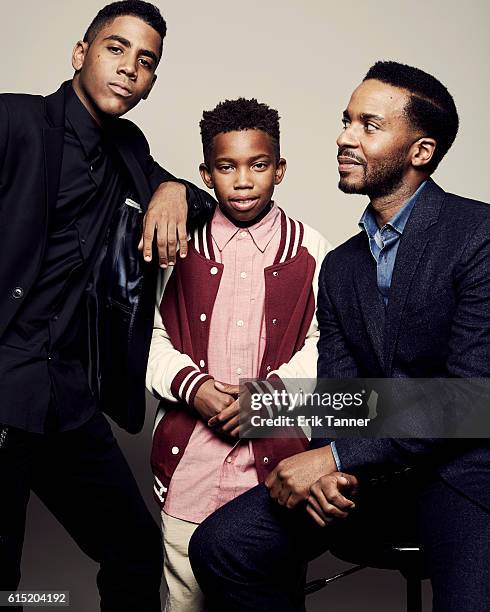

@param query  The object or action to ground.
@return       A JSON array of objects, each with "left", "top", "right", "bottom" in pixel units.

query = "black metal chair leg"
[{"left": 406, "top": 575, "right": 422, "bottom": 612}]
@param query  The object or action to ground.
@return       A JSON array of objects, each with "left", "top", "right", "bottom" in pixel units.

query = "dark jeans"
[
  {"left": 189, "top": 476, "right": 490, "bottom": 612},
  {"left": 0, "top": 412, "right": 162, "bottom": 612}
]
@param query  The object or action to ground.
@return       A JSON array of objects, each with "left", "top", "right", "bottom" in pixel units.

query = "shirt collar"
[
  {"left": 65, "top": 82, "right": 103, "bottom": 162},
  {"left": 359, "top": 180, "right": 427, "bottom": 237},
  {"left": 212, "top": 202, "right": 281, "bottom": 253}
]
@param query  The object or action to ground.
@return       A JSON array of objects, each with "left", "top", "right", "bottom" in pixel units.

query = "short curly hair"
[
  {"left": 200, "top": 98, "right": 280, "bottom": 165},
  {"left": 364, "top": 61, "right": 459, "bottom": 173},
  {"left": 83, "top": 1, "right": 166, "bottom": 60}
]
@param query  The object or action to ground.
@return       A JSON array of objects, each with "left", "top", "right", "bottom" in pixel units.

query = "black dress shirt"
[{"left": 0, "top": 84, "right": 128, "bottom": 432}]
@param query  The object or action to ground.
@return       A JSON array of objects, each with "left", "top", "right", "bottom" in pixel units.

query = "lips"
[
  {"left": 229, "top": 197, "right": 259, "bottom": 211},
  {"left": 337, "top": 155, "right": 364, "bottom": 173},
  {"left": 108, "top": 82, "right": 133, "bottom": 97}
]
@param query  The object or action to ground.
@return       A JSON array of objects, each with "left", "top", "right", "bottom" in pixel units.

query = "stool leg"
[{"left": 406, "top": 575, "right": 422, "bottom": 612}]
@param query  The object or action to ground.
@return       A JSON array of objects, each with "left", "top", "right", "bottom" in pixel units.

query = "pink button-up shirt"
[{"left": 164, "top": 204, "right": 281, "bottom": 523}]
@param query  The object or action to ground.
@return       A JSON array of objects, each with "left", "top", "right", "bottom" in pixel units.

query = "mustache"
[{"left": 337, "top": 147, "right": 366, "bottom": 165}]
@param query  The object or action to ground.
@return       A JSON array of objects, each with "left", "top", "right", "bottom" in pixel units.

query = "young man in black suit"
[
  {"left": 0, "top": 2, "right": 213, "bottom": 610},
  {"left": 189, "top": 62, "right": 490, "bottom": 611}
]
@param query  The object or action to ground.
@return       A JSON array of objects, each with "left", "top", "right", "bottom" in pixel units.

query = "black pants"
[
  {"left": 0, "top": 412, "right": 162, "bottom": 611},
  {"left": 189, "top": 477, "right": 490, "bottom": 612}
]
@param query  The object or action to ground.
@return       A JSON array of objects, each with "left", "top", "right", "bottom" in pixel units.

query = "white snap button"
[
  {"left": 171, "top": 446, "right": 179, "bottom": 455},
  {"left": 273, "top": 271, "right": 278, "bottom": 277},
  {"left": 272, "top": 318, "right": 277, "bottom": 325},
  {"left": 199, "top": 359, "right": 205, "bottom": 368},
  {"left": 236, "top": 367, "right": 242, "bottom": 375},
  {"left": 263, "top": 457, "right": 269, "bottom": 464},
  {"left": 200, "top": 313, "right": 207, "bottom": 321},
  {"left": 210, "top": 266, "right": 218, "bottom": 275},
  {"left": 236, "top": 320, "right": 244, "bottom": 327},
  {"left": 266, "top": 365, "right": 271, "bottom": 371},
  {"left": 240, "top": 272, "right": 247, "bottom": 279}
]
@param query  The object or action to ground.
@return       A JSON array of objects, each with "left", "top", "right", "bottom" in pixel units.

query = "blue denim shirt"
[{"left": 330, "top": 181, "right": 427, "bottom": 470}]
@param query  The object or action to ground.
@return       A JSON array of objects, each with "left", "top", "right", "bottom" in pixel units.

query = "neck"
[
  {"left": 220, "top": 201, "right": 273, "bottom": 228},
  {"left": 370, "top": 176, "right": 427, "bottom": 226},
  {"left": 71, "top": 75, "right": 103, "bottom": 127}
]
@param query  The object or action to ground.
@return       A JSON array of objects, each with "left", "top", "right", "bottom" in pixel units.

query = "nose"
[
  {"left": 234, "top": 166, "right": 253, "bottom": 189},
  {"left": 117, "top": 53, "right": 138, "bottom": 80},
  {"left": 336, "top": 123, "right": 359, "bottom": 150}
]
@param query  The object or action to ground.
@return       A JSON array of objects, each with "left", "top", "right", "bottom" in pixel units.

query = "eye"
[
  {"left": 253, "top": 162, "right": 269, "bottom": 171},
  {"left": 108, "top": 46, "right": 122, "bottom": 54},
  {"left": 218, "top": 164, "right": 234, "bottom": 172},
  {"left": 365, "top": 123, "right": 378, "bottom": 133},
  {"left": 341, "top": 118, "right": 350, "bottom": 129},
  {"left": 139, "top": 57, "right": 153, "bottom": 69}
]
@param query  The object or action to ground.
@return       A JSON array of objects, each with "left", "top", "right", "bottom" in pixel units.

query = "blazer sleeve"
[
  {"left": 0, "top": 97, "right": 8, "bottom": 172},
  {"left": 334, "top": 218, "right": 490, "bottom": 476},
  {"left": 317, "top": 252, "right": 360, "bottom": 378},
  {"left": 122, "top": 119, "right": 216, "bottom": 229}
]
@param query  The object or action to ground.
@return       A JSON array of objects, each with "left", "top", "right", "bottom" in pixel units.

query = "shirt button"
[
  {"left": 81, "top": 238, "right": 86, "bottom": 245},
  {"left": 236, "top": 367, "right": 242, "bottom": 375},
  {"left": 171, "top": 446, "right": 180, "bottom": 455},
  {"left": 199, "top": 359, "right": 205, "bottom": 368},
  {"left": 90, "top": 165, "right": 94, "bottom": 172},
  {"left": 200, "top": 313, "right": 207, "bottom": 322},
  {"left": 226, "top": 457, "right": 233, "bottom": 464},
  {"left": 236, "top": 320, "right": 244, "bottom": 327},
  {"left": 12, "top": 287, "right": 24, "bottom": 299},
  {"left": 272, "top": 271, "right": 279, "bottom": 277},
  {"left": 240, "top": 231, "right": 247, "bottom": 238},
  {"left": 263, "top": 457, "right": 269, "bottom": 464},
  {"left": 210, "top": 266, "right": 218, "bottom": 275},
  {"left": 240, "top": 272, "right": 247, "bottom": 279}
]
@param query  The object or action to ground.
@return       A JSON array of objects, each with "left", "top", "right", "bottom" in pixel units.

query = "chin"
[{"left": 338, "top": 179, "right": 365, "bottom": 194}]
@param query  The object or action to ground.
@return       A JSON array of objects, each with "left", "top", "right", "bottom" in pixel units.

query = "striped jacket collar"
[{"left": 191, "top": 207, "right": 304, "bottom": 264}]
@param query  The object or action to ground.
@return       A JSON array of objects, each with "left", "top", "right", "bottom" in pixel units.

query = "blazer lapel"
[
  {"left": 110, "top": 128, "right": 152, "bottom": 209},
  {"left": 384, "top": 179, "right": 446, "bottom": 372},
  {"left": 353, "top": 237, "right": 386, "bottom": 371},
  {"left": 43, "top": 82, "right": 66, "bottom": 215}
]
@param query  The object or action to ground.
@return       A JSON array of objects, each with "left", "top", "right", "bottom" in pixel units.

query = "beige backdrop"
[{"left": 2, "top": 1, "right": 488, "bottom": 611}]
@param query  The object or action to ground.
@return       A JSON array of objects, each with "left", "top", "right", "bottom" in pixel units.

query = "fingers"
[
  {"left": 208, "top": 401, "right": 239, "bottom": 428},
  {"left": 164, "top": 220, "right": 177, "bottom": 266},
  {"left": 214, "top": 381, "right": 240, "bottom": 397},
  {"left": 177, "top": 219, "right": 188, "bottom": 259},
  {"left": 306, "top": 502, "right": 327, "bottom": 528},
  {"left": 309, "top": 483, "right": 350, "bottom": 519},
  {"left": 140, "top": 212, "right": 157, "bottom": 263}
]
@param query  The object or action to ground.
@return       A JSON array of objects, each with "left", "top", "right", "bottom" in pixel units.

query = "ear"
[
  {"left": 199, "top": 163, "right": 214, "bottom": 189},
  {"left": 411, "top": 137, "right": 437, "bottom": 169},
  {"left": 274, "top": 158, "right": 287, "bottom": 185},
  {"left": 72, "top": 40, "right": 89, "bottom": 72},
  {"left": 142, "top": 74, "right": 157, "bottom": 100}
]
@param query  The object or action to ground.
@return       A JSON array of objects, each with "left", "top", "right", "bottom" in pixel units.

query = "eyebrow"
[
  {"left": 102, "top": 34, "right": 159, "bottom": 63},
  {"left": 342, "top": 110, "right": 385, "bottom": 122},
  {"left": 214, "top": 154, "right": 272, "bottom": 163}
]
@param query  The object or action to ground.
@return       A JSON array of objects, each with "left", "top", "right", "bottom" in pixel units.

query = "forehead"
[
  {"left": 347, "top": 79, "right": 410, "bottom": 119},
  {"left": 212, "top": 129, "right": 275, "bottom": 159},
  {"left": 94, "top": 15, "right": 161, "bottom": 54}
]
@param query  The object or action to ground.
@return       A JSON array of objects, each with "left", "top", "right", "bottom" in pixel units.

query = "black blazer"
[
  {"left": 317, "top": 178, "right": 490, "bottom": 511},
  {"left": 0, "top": 82, "right": 214, "bottom": 432}
]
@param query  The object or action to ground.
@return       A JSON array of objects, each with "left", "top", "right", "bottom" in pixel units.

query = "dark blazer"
[
  {"left": 0, "top": 82, "right": 214, "bottom": 433},
  {"left": 317, "top": 178, "right": 490, "bottom": 511}
]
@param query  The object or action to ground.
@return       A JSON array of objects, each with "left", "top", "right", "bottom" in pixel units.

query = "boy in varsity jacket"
[{"left": 146, "top": 98, "right": 330, "bottom": 611}]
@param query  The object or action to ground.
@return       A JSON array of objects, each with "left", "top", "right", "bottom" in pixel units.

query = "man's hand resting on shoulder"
[
  {"left": 138, "top": 181, "right": 188, "bottom": 268},
  {"left": 265, "top": 446, "right": 338, "bottom": 509}
]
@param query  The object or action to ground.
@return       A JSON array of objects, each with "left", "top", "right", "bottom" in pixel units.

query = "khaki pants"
[{"left": 161, "top": 511, "right": 206, "bottom": 612}]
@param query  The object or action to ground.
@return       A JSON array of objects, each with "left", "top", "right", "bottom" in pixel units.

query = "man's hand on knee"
[
  {"left": 265, "top": 446, "right": 337, "bottom": 509},
  {"left": 306, "top": 472, "right": 359, "bottom": 527}
]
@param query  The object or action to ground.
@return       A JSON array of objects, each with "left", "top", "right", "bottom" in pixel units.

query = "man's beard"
[{"left": 338, "top": 149, "right": 408, "bottom": 199}]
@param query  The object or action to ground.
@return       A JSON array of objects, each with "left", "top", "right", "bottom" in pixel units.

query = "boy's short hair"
[
  {"left": 200, "top": 98, "right": 280, "bottom": 165},
  {"left": 364, "top": 61, "right": 459, "bottom": 173},
  {"left": 83, "top": 0, "right": 167, "bottom": 60}
]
